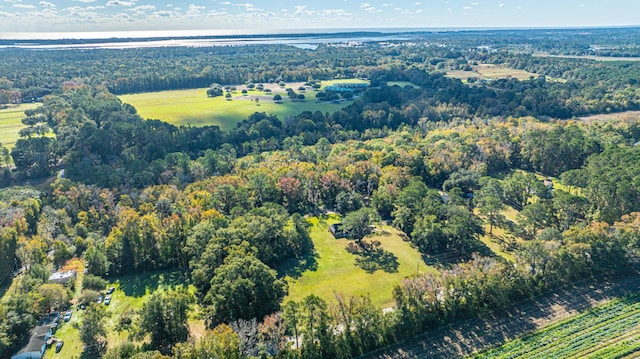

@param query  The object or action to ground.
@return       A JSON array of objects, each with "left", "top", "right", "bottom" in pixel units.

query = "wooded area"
[{"left": 1, "top": 27, "right": 640, "bottom": 359}]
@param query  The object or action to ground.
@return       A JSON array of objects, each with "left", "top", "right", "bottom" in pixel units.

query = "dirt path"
[{"left": 362, "top": 271, "right": 640, "bottom": 359}]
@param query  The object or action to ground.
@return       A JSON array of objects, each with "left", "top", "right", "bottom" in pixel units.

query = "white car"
[{"left": 63, "top": 310, "right": 72, "bottom": 322}]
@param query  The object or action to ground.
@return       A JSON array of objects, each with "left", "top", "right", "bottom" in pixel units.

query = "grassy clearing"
[
  {"left": 478, "top": 227, "right": 516, "bottom": 263},
  {"left": 0, "top": 103, "right": 39, "bottom": 150},
  {"left": 119, "top": 80, "right": 369, "bottom": 131},
  {"left": 447, "top": 63, "right": 538, "bottom": 81},
  {"left": 282, "top": 216, "right": 435, "bottom": 309},
  {"left": 46, "top": 269, "right": 197, "bottom": 359}
]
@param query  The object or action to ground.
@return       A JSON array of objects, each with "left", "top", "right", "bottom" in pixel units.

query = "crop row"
[{"left": 474, "top": 294, "right": 640, "bottom": 359}]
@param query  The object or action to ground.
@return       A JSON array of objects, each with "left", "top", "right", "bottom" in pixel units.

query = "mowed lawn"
[
  {"left": 283, "top": 216, "right": 435, "bottom": 309},
  {"left": 447, "top": 63, "right": 538, "bottom": 81},
  {"left": 0, "top": 103, "right": 40, "bottom": 149},
  {"left": 120, "top": 86, "right": 358, "bottom": 131},
  {"left": 46, "top": 269, "right": 198, "bottom": 359}
]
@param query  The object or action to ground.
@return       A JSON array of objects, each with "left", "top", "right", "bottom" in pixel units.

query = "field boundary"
[{"left": 361, "top": 269, "right": 640, "bottom": 359}]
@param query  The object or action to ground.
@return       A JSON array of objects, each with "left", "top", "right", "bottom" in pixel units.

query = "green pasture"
[
  {"left": 282, "top": 216, "right": 435, "bottom": 309},
  {"left": 0, "top": 103, "right": 39, "bottom": 150},
  {"left": 119, "top": 83, "right": 362, "bottom": 131},
  {"left": 447, "top": 63, "right": 538, "bottom": 82}
]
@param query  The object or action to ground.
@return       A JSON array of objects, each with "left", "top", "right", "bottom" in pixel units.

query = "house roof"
[
  {"left": 14, "top": 325, "right": 49, "bottom": 355},
  {"left": 12, "top": 312, "right": 59, "bottom": 359},
  {"left": 48, "top": 270, "right": 76, "bottom": 284}
]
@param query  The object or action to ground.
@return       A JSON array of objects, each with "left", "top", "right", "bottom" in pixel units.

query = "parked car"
[
  {"left": 63, "top": 310, "right": 72, "bottom": 322},
  {"left": 96, "top": 295, "right": 103, "bottom": 304},
  {"left": 106, "top": 286, "right": 115, "bottom": 294},
  {"left": 104, "top": 295, "right": 111, "bottom": 305},
  {"left": 55, "top": 340, "right": 64, "bottom": 353}
]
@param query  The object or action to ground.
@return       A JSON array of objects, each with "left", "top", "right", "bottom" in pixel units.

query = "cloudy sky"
[{"left": 0, "top": 0, "right": 638, "bottom": 34}]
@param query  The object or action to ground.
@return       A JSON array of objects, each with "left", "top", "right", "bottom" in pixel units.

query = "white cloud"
[
  {"left": 415, "top": 2, "right": 421, "bottom": 5},
  {"left": 464, "top": 6, "right": 472, "bottom": 10},
  {"left": 39, "top": 1, "right": 55, "bottom": 8},
  {"left": 73, "top": 0, "right": 96, "bottom": 3},
  {"left": 130, "top": 4, "right": 155, "bottom": 12},
  {"left": 323, "top": 8, "right": 350, "bottom": 16},
  {"left": 13, "top": 3, "right": 34, "bottom": 8},
  {"left": 234, "top": 2, "right": 257, "bottom": 11},
  {"left": 106, "top": 0, "right": 137, "bottom": 7},
  {"left": 415, "top": 8, "right": 423, "bottom": 13},
  {"left": 294, "top": 5, "right": 315, "bottom": 16},
  {"left": 498, "top": 2, "right": 505, "bottom": 7},
  {"left": 220, "top": 1, "right": 230, "bottom": 4},
  {"left": 360, "top": 2, "right": 380, "bottom": 12},
  {"left": 152, "top": 10, "right": 175, "bottom": 17},
  {"left": 187, "top": 4, "right": 205, "bottom": 15}
]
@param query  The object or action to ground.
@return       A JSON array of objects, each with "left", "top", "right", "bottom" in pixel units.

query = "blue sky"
[{"left": 0, "top": 0, "right": 638, "bottom": 33}]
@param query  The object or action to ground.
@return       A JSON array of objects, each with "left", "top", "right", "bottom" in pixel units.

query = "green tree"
[
  {"left": 36, "top": 283, "right": 69, "bottom": 313},
  {"left": 205, "top": 256, "right": 286, "bottom": 326},
  {"left": 173, "top": 324, "right": 241, "bottom": 359},
  {"left": 553, "top": 189, "right": 589, "bottom": 231},
  {"left": 341, "top": 207, "right": 380, "bottom": 244},
  {"left": 81, "top": 303, "right": 108, "bottom": 355},
  {"left": 519, "top": 202, "right": 553, "bottom": 237},
  {"left": 139, "top": 288, "right": 194, "bottom": 355},
  {"left": 475, "top": 179, "right": 505, "bottom": 235}
]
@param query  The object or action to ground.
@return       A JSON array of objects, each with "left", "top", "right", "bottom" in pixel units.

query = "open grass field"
[
  {"left": 46, "top": 269, "right": 197, "bottom": 359},
  {"left": 474, "top": 293, "right": 640, "bottom": 359},
  {"left": 281, "top": 216, "right": 435, "bottom": 309},
  {"left": 119, "top": 79, "right": 370, "bottom": 131},
  {"left": 447, "top": 63, "right": 539, "bottom": 81},
  {"left": 0, "top": 103, "right": 40, "bottom": 149}
]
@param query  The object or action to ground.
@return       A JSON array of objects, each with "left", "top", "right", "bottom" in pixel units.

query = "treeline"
[
  {"left": 3, "top": 111, "right": 640, "bottom": 357},
  {"left": 9, "top": 67, "right": 636, "bottom": 189}
]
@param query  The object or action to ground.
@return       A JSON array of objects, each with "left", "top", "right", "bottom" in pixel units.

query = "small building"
[
  {"left": 48, "top": 270, "right": 76, "bottom": 285},
  {"left": 11, "top": 312, "right": 60, "bottom": 359},
  {"left": 329, "top": 223, "right": 347, "bottom": 238}
]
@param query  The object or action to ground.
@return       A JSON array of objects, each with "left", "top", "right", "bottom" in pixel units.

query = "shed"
[
  {"left": 48, "top": 270, "right": 76, "bottom": 284},
  {"left": 329, "top": 223, "right": 347, "bottom": 238}
]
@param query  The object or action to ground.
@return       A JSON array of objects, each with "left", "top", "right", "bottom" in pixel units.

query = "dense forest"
[{"left": 1, "top": 28, "right": 640, "bottom": 359}]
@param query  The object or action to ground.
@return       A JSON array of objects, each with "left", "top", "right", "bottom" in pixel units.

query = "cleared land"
[
  {"left": 119, "top": 79, "right": 369, "bottom": 131},
  {"left": 475, "top": 293, "right": 640, "bottom": 359},
  {"left": 447, "top": 64, "right": 538, "bottom": 81},
  {"left": 0, "top": 103, "right": 40, "bottom": 149},
  {"left": 363, "top": 272, "right": 640, "bottom": 359},
  {"left": 579, "top": 110, "right": 640, "bottom": 123},
  {"left": 45, "top": 268, "right": 197, "bottom": 359},
  {"left": 281, "top": 216, "right": 435, "bottom": 309}
]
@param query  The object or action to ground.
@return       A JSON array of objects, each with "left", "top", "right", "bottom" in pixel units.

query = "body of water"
[{"left": 0, "top": 29, "right": 420, "bottom": 50}]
